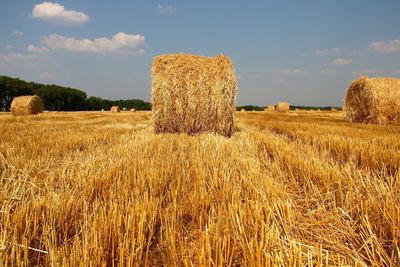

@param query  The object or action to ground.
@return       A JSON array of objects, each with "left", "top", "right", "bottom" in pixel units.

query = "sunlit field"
[{"left": 0, "top": 111, "right": 399, "bottom": 266}]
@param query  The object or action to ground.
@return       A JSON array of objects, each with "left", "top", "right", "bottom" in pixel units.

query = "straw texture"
[
  {"left": 111, "top": 106, "right": 120, "bottom": 112},
  {"left": 265, "top": 105, "right": 275, "bottom": 111},
  {"left": 276, "top": 102, "right": 289, "bottom": 112},
  {"left": 11, "top": 95, "right": 44, "bottom": 116},
  {"left": 344, "top": 77, "right": 400, "bottom": 124},
  {"left": 151, "top": 54, "right": 237, "bottom": 137}
]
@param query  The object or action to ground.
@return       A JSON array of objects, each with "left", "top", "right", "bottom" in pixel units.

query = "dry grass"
[
  {"left": 151, "top": 54, "right": 237, "bottom": 137},
  {"left": 0, "top": 111, "right": 399, "bottom": 266}
]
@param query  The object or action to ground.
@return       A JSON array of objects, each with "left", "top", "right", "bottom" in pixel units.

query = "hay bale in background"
[
  {"left": 130, "top": 108, "right": 136, "bottom": 112},
  {"left": 240, "top": 108, "right": 245, "bottom": 112},
  {"left": 111, "top": 106, "right": 120, "bottom": 112},
  {"left": 276, "top": 102, "right": 289, "bottom": 112},
  {"left": 265, "top": 105, "right": 275, "bottom": 111},
  {"left": 344, "top": 77, "right": 400, "bottom": 124},
  {"left": 11, "top": 95, "right": 44, "bottom": 116},
  {"left": 151, "top": 54, "right": 237, "bottom": 137}
]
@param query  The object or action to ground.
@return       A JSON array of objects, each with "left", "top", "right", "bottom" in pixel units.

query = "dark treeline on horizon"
[
  {"left": 237, "top": 105, "right": 342, "bottom": 111},
  {"left": 0, "top": 76, "right": 151, "bottom": 111},
  {"left": 1, "top": 76, "right": 341, "bottom": 112}
]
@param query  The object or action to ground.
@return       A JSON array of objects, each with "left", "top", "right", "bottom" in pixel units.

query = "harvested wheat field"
[{"left": 0, "top": 111, "right": 399, "bottom": 266}]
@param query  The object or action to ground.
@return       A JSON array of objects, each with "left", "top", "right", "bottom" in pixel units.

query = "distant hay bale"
[
  {"left": 111, "top": 106, "right": 120, "bottom": 112},
  {"left": 331, "top": 107, "right": 337, "bottom": 111},
  {"left": 264, "top": 105, "right": 275, "bottom": 111},
  {"left": 344, "top": 77, "right": 400, "bottom": 124},
  {"left": 151, "top": 53, "right": 237, "bottom": 137},
  {"left": 276, "top": 102, "right": 289, "bottom": 112},
  {"left": 130, "top": 108, "right": 136, "bottom": 112},
  {"left": 240, "top": 108, "right": 245, "bottom": 112},
  {"left": 11, "top": 95, "right": 44, "bottom": 116}
]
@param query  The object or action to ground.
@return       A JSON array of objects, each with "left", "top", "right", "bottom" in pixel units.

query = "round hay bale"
[
  {"left": 151, "top": 54, "right": 237, "bottom": 137},
  {"left": 276, "top": 102, "right": 289, "bottom": 112},
  {"left": 11, "top": 95, "right": 44, "bottom": 116},
  {"left": 240, "top": 108, "right": 245, "bottom": 112},
  {"left": 130, "top": 108, "right": 136, "bottom": 112},
  {"left": 111, "top": 106, "right": 120, "bottom": 112},
  {"left": 344, "top": 77, "right": 400, "bottom": 124}
]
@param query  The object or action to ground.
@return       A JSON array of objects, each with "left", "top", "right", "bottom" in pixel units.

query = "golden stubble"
[{"left": 0, "top": 110, "right": 399, "bottom": 266}]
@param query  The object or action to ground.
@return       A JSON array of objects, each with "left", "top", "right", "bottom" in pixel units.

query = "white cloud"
[
  {"left": 34, "top": 32, "right": 145, "bottom": 55},
  {"left": 0, "top": 53, "right": 49, "bottom": 71},
  {"left": 351, "top": 69, "right": 378, "bottom": 77},
  {"left": 12, "top": 30, "right": 25, "bottom": 37},
  {"left": 320, "top": 68, "right": 335, "bottom": 75},
  {"left": 157, "top": 3, "right": 176, "bottom": 14},
  {"left": 32, "top": 2, "right": 89, "bottom": 25},
  {"left": 0, "top": 53, "right": 58, "bottom": 82},
  {"left": 370, "top": 39, "right": 400, "bottom": 53},
  {"left": 5, "top": 45, "right": 13, "bottom": 49},
  {"left": 314, "top": 47, "right": 340, "bottom": 56},
  {"left": 330, "top": 58, "right": 353, "bottom": 66},
  {"left": 392, "top": 69, "right": 400, "bottom": 75},
  {"left": 27, "top": 44, "right": 50, "bottom": 53},
  {"left": 281, "top": 69, "right": 307, "bottom": 75}
]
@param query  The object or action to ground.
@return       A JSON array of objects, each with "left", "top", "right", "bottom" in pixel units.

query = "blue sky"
[{"left": 1, "top": 1, "right": 400, "bottom": 106}]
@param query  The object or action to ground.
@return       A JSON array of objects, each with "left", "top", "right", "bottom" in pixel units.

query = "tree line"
[
  {"left": 0, "top": 76, "right": 151, "bottom": 111},
  {"left": 237, "top": 105, "right": 342, "bottom": 111}
]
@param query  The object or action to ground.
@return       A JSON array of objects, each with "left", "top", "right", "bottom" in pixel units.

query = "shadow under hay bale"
[
  {"left": 344, "top": 77, "right": 400, "bottom": 124},
  {"left": 151, "top": 54, "right": 237, "bottom": 137},
  {"left": 276, "top": 102, "right": 289, "bottom": 112},
  {"left": 11, "top": 95, "right": 44, "bottom": 116},
  {"left": 111, "top": 106, "right": 120, "bottom": 112}
]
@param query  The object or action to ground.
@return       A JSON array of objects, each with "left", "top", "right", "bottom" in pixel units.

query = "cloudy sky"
[{"left": 1, "top": 1, "right": 400, "bottom": 106}]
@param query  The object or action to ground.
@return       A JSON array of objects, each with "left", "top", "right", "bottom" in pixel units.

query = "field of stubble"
[{"left": 0, "top": 110, "right": 399, "bottom": 266}]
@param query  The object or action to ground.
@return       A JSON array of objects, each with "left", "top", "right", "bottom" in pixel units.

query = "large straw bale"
[
  {"left": 130, "top": 108, "right": 136, "bottom": 112},
  {"left": 276, "top": 102, "right": 289, "bottom": 112},
  {"left": 11, "top": 95, "right": 44, "bottom": 116},
  {"left": 111, "top": 106, "right": 120, "bottom": 112},
  {"left": 151, "top": 54, "right": 237, "bottom": 137},
  {"left": 344, "top": 77, "right": 400, "bottom": 124}
]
